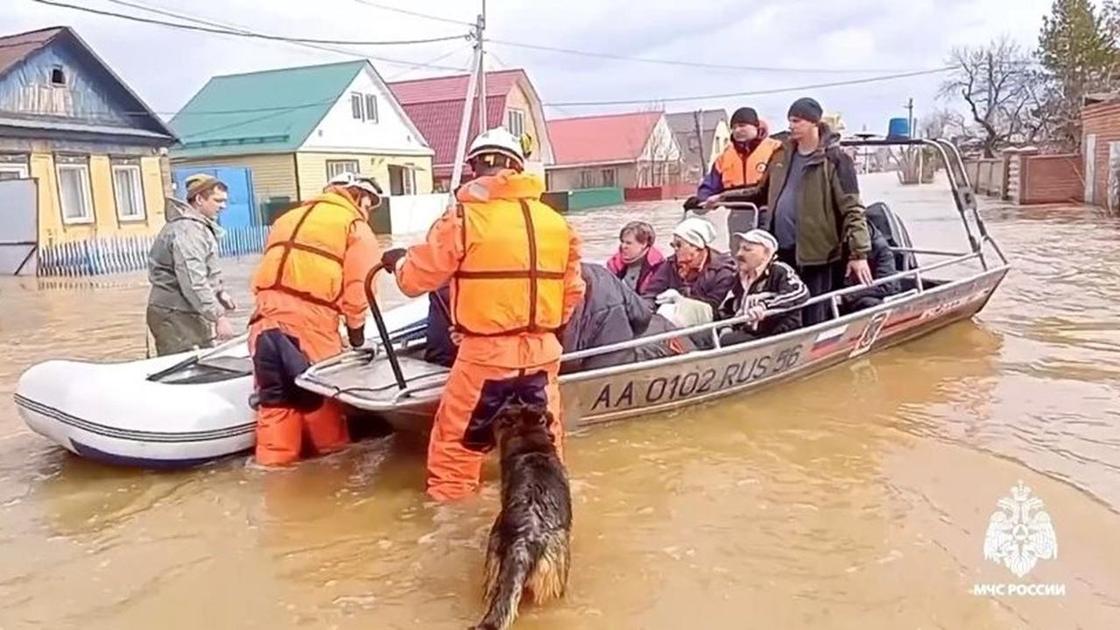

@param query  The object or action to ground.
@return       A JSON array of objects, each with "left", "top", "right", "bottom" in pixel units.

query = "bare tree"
[
  {"left": 940, "top": 37, "right": 1051, "bottom": 157},
  {"left": 920, "top": 108, "right": 969, "bottom": 140}
]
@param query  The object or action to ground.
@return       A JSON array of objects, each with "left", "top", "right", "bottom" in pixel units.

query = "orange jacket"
[
  {"left": 714, "top": 136, "right": 782, "bottom": 189},
  {"left": 395, "top": 171, "right": 585, "bottom": 368},
  {"left": 251, "top": 191, "right": 381, "bottom": 354}
]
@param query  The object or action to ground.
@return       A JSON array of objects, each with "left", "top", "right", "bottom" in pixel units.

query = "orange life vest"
[
  {"left": 252, "top": 192, "right": 364, "bottom": 310},
  {"left": 715, "top": 137, "right": 782, "bottom": 189},
  {"left": 451, "top": 185, "right": 571, "bottom": 337}
]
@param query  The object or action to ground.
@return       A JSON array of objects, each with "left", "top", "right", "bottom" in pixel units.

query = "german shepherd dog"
[{"left": 470, "top": 400, "right": 572, "bottom": 630}]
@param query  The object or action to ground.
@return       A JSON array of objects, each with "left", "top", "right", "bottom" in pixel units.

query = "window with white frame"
[
  {"left": 57, "top": 162, "right": 93, "bottom": 224},
  {"left": 600, "top": 168, "right": 616, "bottom": 188},
  {"left": 364, "top": 94, "right": 379, "bottom": 123},
  {"left": 403, "top": 166, "right": 417, "bottom": 195},
  {"left": 351, "top": 93, "right": 363, "bottom": 120},
  {"left": 326, "top": 159, "right": 360, "bottom": 179},
  {"left": 507, "top": 109, "right": 525, "bottom": 138},
  {"left": 112, "top": 164, "right": 145, "bottom": 221},
  {"left": 0, "top": 164, "right": 28, "bottom": 180}
]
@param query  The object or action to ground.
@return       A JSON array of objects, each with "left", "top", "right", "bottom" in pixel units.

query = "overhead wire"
[
  {"left": 348, "top": 0, "right": 474, "bottom": 27},
  {"left": 102, "top": 1, "right": 467, "bottom": 72},
  {"left": 487, "top": 38, "right": 946, "bottom": 74},
  {"left": 30, "top": 0, "right": 470, "bottom": 46},
  {"left": 542, "top": 67, "right": 956, "bottom": 108}
]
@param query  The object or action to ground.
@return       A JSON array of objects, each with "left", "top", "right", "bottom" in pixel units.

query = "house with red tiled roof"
[
  {"left": 389, "top": 69, "right": 553, "bottom": 191},
  {"left": 0, "top": 26, "right": 176, "bottom": 272},
  {"left": 545, "top": 111, "right": 682, "bottom": 191}
]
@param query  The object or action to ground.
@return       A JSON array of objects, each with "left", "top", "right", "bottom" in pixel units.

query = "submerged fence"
[{"left": 36, "top": 225, "right": 269, "bottom": 278}]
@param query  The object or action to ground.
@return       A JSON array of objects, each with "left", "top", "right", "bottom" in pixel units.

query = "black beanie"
[
  {"left": 787, "top": 97, "right": 823, "bottom": 123},
  {"left": 730, "top": 107, "right": 760, "bottom": 127}
]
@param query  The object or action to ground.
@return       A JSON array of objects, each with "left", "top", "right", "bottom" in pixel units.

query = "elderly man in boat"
[
  {"left": 718, "top": 229, "right": 809, "bottom": 345},
  {"left": 640, "top": 217, "right": 737, "bottom": 330}
]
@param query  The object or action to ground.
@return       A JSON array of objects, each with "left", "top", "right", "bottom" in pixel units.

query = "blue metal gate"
[{"left": 172, "top": 166, "right": 257, "bottom": 229}]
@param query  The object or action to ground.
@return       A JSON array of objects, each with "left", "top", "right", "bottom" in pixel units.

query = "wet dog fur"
[{"left": 470, "top": 401, "right": 571, "bottom": 630}]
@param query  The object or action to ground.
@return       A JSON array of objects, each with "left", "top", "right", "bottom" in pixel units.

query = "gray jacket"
[{"left": 147, "top": 198, "right": 226, "bottom": 321}]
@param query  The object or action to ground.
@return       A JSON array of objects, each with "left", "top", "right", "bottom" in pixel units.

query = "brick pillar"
[{"left": 1014, "top": 148, "right": 1040, "bottom": 205}]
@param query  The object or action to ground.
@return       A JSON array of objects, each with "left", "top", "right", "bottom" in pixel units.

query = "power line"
[
  {"left": 383, "top": 46, "right": 474, "bottom": 81},
  {"left": 487, "top": 38, "right": 944, "bottom": 74},
  {"left": 30, "top": 0, "right": 470, "bottom": 46},
  {"left": 349, "top": 0, "right": 474, "bottom": 27},
  {"left": 98, "top": 0, "right": 467, "bottom": 72},
  {"left": 542, "top": 67, "right": 955, "bottom": 108}
]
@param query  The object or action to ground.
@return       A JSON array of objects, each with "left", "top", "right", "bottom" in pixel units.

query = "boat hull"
[
  {"left": 13, "top": 300, "right": 430, "bottom": 469},
  {"left": 300, "top": 266, "right": 1008, "bottom": 434}
]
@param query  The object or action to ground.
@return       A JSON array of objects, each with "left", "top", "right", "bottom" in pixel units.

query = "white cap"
[
  {"left": 672, "top": 217, "right": 717, "bottom": 249},
  {"left": 733, "top": 228, "right": 778, "bottom": 252}
]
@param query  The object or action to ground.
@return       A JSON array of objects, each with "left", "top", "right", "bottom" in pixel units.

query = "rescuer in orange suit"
[
  {"left": 248, "top": 172, "right": 383, "bottom": 466},
  {"left": 380, "top": 128, "right": 586, "bottom": 502}
]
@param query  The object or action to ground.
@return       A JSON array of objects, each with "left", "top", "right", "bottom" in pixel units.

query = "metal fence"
[{"left": 36, "top": 225, "right": 269, "bottom": 277}]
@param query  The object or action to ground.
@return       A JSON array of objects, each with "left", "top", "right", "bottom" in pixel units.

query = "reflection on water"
[{"left": 1, "top": 174, "right": 1119, "bottom": 629}]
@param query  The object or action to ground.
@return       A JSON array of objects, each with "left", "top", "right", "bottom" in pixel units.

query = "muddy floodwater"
[{"left": 1, "top": 174, "right": 1118, "bottom": 629}]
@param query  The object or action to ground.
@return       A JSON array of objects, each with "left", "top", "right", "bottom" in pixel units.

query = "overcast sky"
[{"left": 7, "top": 0, "right": 1056, "bottom": 134}]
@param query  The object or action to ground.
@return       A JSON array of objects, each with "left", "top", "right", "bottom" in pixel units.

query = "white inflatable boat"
[{"left": 14, "top": 299, "right": 430, "bottom": 469}]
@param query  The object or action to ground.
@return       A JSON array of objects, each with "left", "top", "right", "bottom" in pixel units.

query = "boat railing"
[
  {"left": 336, "top": 245, "right": 996, "bottom": 404},
  {"left": 559, "top": 247, "right": 986, "bottom": 364}
]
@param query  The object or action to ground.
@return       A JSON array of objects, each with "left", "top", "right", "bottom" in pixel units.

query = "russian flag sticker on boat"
[{"left": 809, "top": 325, "right": 848, "bottom": 359}]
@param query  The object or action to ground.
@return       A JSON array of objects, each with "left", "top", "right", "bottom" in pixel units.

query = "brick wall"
[
  {"left": 1081, "top": 101, "right": 1120, "bottom": 206},
  {"left": 1020, "top": 154, "right": 1083, "bottom": 204}
]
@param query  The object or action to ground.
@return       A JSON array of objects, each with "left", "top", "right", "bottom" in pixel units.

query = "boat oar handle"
[{"left": 364, "top": 262, "right": 408, "bottom": 391}]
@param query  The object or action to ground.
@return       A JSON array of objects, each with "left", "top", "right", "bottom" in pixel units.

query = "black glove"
[
  {"left": 347, "top": 325, "right": 365, "bottom": 348},
  {"left": 380, "top": 248, "right": 407, "bottom": 273},
  {"left": 683, "top": 195, "right": 701, "bottom": 210}
]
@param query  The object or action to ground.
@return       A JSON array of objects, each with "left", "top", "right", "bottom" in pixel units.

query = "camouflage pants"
[{"left": 146, "top": 305, "right": 214, "bottom": 356}]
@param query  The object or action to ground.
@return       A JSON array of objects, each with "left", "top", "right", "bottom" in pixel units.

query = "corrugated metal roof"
[
  {"left": 547, "top": 111, "right": 662, "bottom": 166},
  {"left": 170, "top": 60, "right": 366, "bottom": 158},
  {"left": 0, "top": 116, "right": 172, "bottom": 138},
  {"left": 389, "top": 70, "right": 526, "bottom": 169},
  {"left": 0, "top": 27, "right": 63, "bottom": 78},
  {"left": 0, "top": 26, "right": 175, "bottom": 141},
  {"left": 390, "top": 69, "right": 524, "bottom": 106}
]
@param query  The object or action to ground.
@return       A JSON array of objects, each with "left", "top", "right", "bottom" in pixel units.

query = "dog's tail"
[{"left": 472, "top": 543, "right": 533, "bottom": 630}]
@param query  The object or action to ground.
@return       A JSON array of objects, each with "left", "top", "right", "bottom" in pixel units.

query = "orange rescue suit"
[
  {"left": 393, "top": 170, "right": 585, "bottom": 501},
  {"left": 248, "top": 190, "right": 382, "bottom": 466},
  {"left": 714, "top": 136, "right": 782, "bottom": 189}
]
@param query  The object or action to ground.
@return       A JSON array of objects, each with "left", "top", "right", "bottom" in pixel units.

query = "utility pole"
[
  {"left": 905, "top": 97, "right": 915, "bottom": 138},
  {"left": 476, "top": 0, "right": 487, "bottom": 136},
  {"left": 449, "top": 3, "right": 485, "bottom": 193}
]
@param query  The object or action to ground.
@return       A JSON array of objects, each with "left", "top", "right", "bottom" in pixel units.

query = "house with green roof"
[{"left": 170, "top": 59, "right": 434, "bottom": 218}]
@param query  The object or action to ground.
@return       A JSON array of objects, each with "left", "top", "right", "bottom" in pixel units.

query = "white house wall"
[
  {"left": 640, "top": 116, "right": 682, "bottom": 162},
  {"left": 300, "top": 66, "right": 433, "bottom": 157}
]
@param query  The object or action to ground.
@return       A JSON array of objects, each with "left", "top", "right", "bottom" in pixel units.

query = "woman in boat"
[
  {"left": 605, "top": 221, "right": 664, "bottom": 293},
  {"left": 718, "top": 229, "right": 809, "bottom": 345},
  {"left": 640, "top": 217, "right": 737, "bottom": 328}
]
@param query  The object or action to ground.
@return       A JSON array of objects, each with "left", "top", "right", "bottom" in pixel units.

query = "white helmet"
[
  {"left": 466, "top": 127, "right": 526, "bottom": 169},
  {"left": 327, "top": 172, "right": 383, "bottom": 200}
]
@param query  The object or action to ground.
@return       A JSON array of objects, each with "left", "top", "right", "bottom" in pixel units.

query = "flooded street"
[{"left": 1, "top": 174, "right": 1119, "bottom": 629}]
